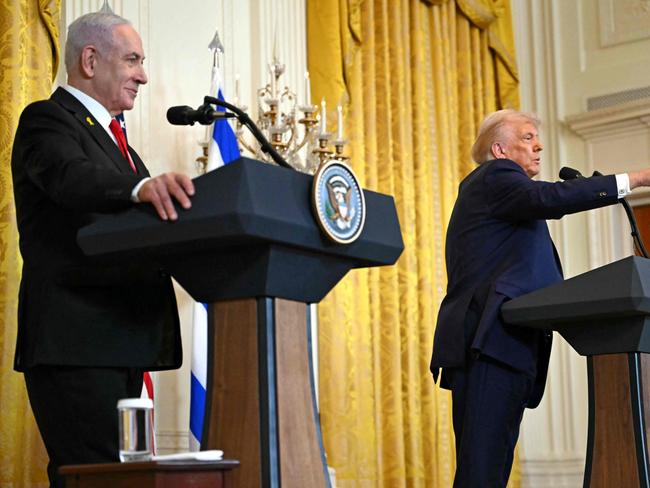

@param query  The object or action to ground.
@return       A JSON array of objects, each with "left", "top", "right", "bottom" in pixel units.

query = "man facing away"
[
  {"left": 430, "top": 109, "right": 650, "bottom": 487},
  {"left": 11, "top": 12, "right": 195, "bottom": 487}
]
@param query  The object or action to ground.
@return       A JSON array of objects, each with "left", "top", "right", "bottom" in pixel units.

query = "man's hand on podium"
[{"left": 138, "top": 172, "right": 195, "bottom": 221}]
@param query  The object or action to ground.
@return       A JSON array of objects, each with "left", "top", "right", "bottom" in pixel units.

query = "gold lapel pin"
[{"left": 86, "top": 116, "right": 95, "bottom": 126}]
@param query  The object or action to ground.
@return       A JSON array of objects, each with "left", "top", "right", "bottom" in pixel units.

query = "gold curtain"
[
  {"left": 0, "top": 0, "right": 60, "bottom": 486},
  {"left": 307, "top": 0, "right": 519, "bottom": 486}
]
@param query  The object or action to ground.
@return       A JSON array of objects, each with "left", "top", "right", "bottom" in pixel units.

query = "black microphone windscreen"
[
  {"left": 559, "top": 166, "right": 583, "bottom": 181},
  {"left": 166, "top": 106, "right": 195, "bottom": 125}
]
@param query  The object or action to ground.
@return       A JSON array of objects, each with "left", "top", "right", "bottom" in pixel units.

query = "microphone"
[
  {"left": 168, "top": 96, "right": 292, "bottom": 169},
  {"left": 559, "top": 166, "right": 583, "bottom": 180},
  {"left": 166, "top": 104, "right": 235, "bottom": 126}
]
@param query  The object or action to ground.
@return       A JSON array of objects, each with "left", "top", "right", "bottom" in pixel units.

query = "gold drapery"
[
  {"left": 0, "top": 0, "right": 60, "bottom": 486},
  {"left": 308, "top": 0, "right": 519, "bottom": 486}
]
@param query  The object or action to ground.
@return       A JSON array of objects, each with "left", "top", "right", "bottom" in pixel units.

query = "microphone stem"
[
  {"left": 204, "top": 96, "right": 292, "bottom": 170},
  {"left": 620, "top": 199, "right": 649, "bottom": 258},
  {"left": 588, "top": 169, "right": 648, "bottom": 258}
]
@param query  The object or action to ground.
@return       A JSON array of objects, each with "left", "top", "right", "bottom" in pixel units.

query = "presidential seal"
[{"left": 311, "top": 159, "right": 366, "bottom": 244}]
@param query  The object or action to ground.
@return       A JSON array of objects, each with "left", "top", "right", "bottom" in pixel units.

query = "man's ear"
[
  {"left": 491, "top": 142, "right": 505, "bottom": 159},
  {"left": 79, "top": 46, "right": 97, "bottom": 78}
]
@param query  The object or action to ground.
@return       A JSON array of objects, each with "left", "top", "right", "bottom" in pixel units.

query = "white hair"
[
  {"left": 64, "top": 12, "right": 131, "bottom": 72},
  {"left": 471, "top": 109, "right": 541, "bottom": 164}
]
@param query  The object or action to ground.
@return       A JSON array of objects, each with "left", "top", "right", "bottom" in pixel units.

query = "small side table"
[{"left": 59, "top": 459, "right": 239, "bottom": 488}]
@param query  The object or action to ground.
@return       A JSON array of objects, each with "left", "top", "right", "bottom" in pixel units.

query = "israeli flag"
[
  {"left": 206, "top": 65, "right": 240, "bottom": 172},
  {"left": 189, "top": 65, "right": 240, "bottom": 451}
]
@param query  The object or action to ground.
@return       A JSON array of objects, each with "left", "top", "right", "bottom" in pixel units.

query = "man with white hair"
[
  {"left": 430, "top": 109, "right": 650, "bottom": 487},
  {"left": 12, "top": 12, "right": 193, "bottom": 486}
]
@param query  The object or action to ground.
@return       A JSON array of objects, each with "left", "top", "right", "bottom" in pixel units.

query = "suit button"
[{"left": 599, "top": 191, "right": 607, "bottom": 197}]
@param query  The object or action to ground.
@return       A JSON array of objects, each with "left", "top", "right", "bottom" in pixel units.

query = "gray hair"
[
  {"left": 471, "top": 109, "right": 541, "bottom": 164},
  {"left": 64, "top": 12, "right": 131, "bottom": 72}
]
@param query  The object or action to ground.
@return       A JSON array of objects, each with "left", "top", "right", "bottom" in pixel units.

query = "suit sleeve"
[
  {"left": 13, "top": 100, "right": 144, "bottom": 213},
  {"left": 483, "top": 159, "right": 619, "bottom": 222}
]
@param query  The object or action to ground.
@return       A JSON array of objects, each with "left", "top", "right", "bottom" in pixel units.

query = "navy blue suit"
[{"left": 430, "top": 158, "right": 619, "bottom": 486}]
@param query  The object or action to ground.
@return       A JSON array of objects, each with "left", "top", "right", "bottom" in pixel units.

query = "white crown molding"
[{"left": 565, "top": 98, "right": 650, "bottom": 139}]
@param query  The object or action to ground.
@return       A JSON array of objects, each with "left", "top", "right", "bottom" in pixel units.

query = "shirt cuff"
[
  {"left": 131, "top": 178, "right": 150, "bottom": 203},
  {"left": 615, "top": 174, "right": 631, "bottom": 199}
]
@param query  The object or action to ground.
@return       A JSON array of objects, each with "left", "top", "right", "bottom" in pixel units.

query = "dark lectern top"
[
  {"left": 502, "top": 256, "right": 650, "bottom": 325},
  {"left": 77, "top": 158, "right": 404, "bottom": 303},
  {"left": 502, "top": 256, "right": 650, "bottom": 355}
]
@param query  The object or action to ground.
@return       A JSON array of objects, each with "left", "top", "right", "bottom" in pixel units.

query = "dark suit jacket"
[
  {"left": 12, "top": 87, "right": 182, "bottom": 372},
  {"left": 430, "top": 158, "right": 618, "bottom": 407}
]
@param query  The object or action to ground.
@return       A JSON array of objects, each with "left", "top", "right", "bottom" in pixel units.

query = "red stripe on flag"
[
  {"left": 143, "top": 371, "right": 154, "bottom": 401},
  {"left": 142, "top": 371, "right": 156, "bottom": 454}
]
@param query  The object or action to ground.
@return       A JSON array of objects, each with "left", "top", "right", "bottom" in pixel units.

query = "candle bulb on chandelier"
[
  {"left": 269, "top": 64, "right": 276, "bottom": 99},
  {"left": 234, "top": 74, "right": 240, "bottom": 106},
  {"left": 304, "top": 71, "right": 311, "bottom": 107},
  {"left": 275, "top": 105, "right": 282, "bottom": 128},
  {"left": 337, "top": 104, "right": 343, "bottom": 140},
  {"left": 320, "top": 99, "right": 327, "bottom": 134}
]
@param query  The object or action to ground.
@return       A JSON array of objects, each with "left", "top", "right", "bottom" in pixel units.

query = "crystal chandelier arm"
[
  {"left": 293, "top": 128, "right": 312, "bottom": 154},
  {"left": 236, "top": 130, "right": 260, "bottom": 157}
]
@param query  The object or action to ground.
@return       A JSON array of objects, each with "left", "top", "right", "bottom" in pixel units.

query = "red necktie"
[{"left": 109, "top": 118, "right": 137, "bottom": 173}]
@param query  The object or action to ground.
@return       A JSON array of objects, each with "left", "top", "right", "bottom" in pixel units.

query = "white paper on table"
[{"left": 152, "top": 450, "right": 224, "bottom": 462}]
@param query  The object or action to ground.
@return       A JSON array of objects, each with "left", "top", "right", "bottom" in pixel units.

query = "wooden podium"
[
  {"left": 60, "top": 460, "right": 239, "bottom": 488},
  {"left": 502, "top": 256, "right": 650, "bottom": 488},
  {"left": 77, "top": 158, "right": 404, "bottom": 487}
]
